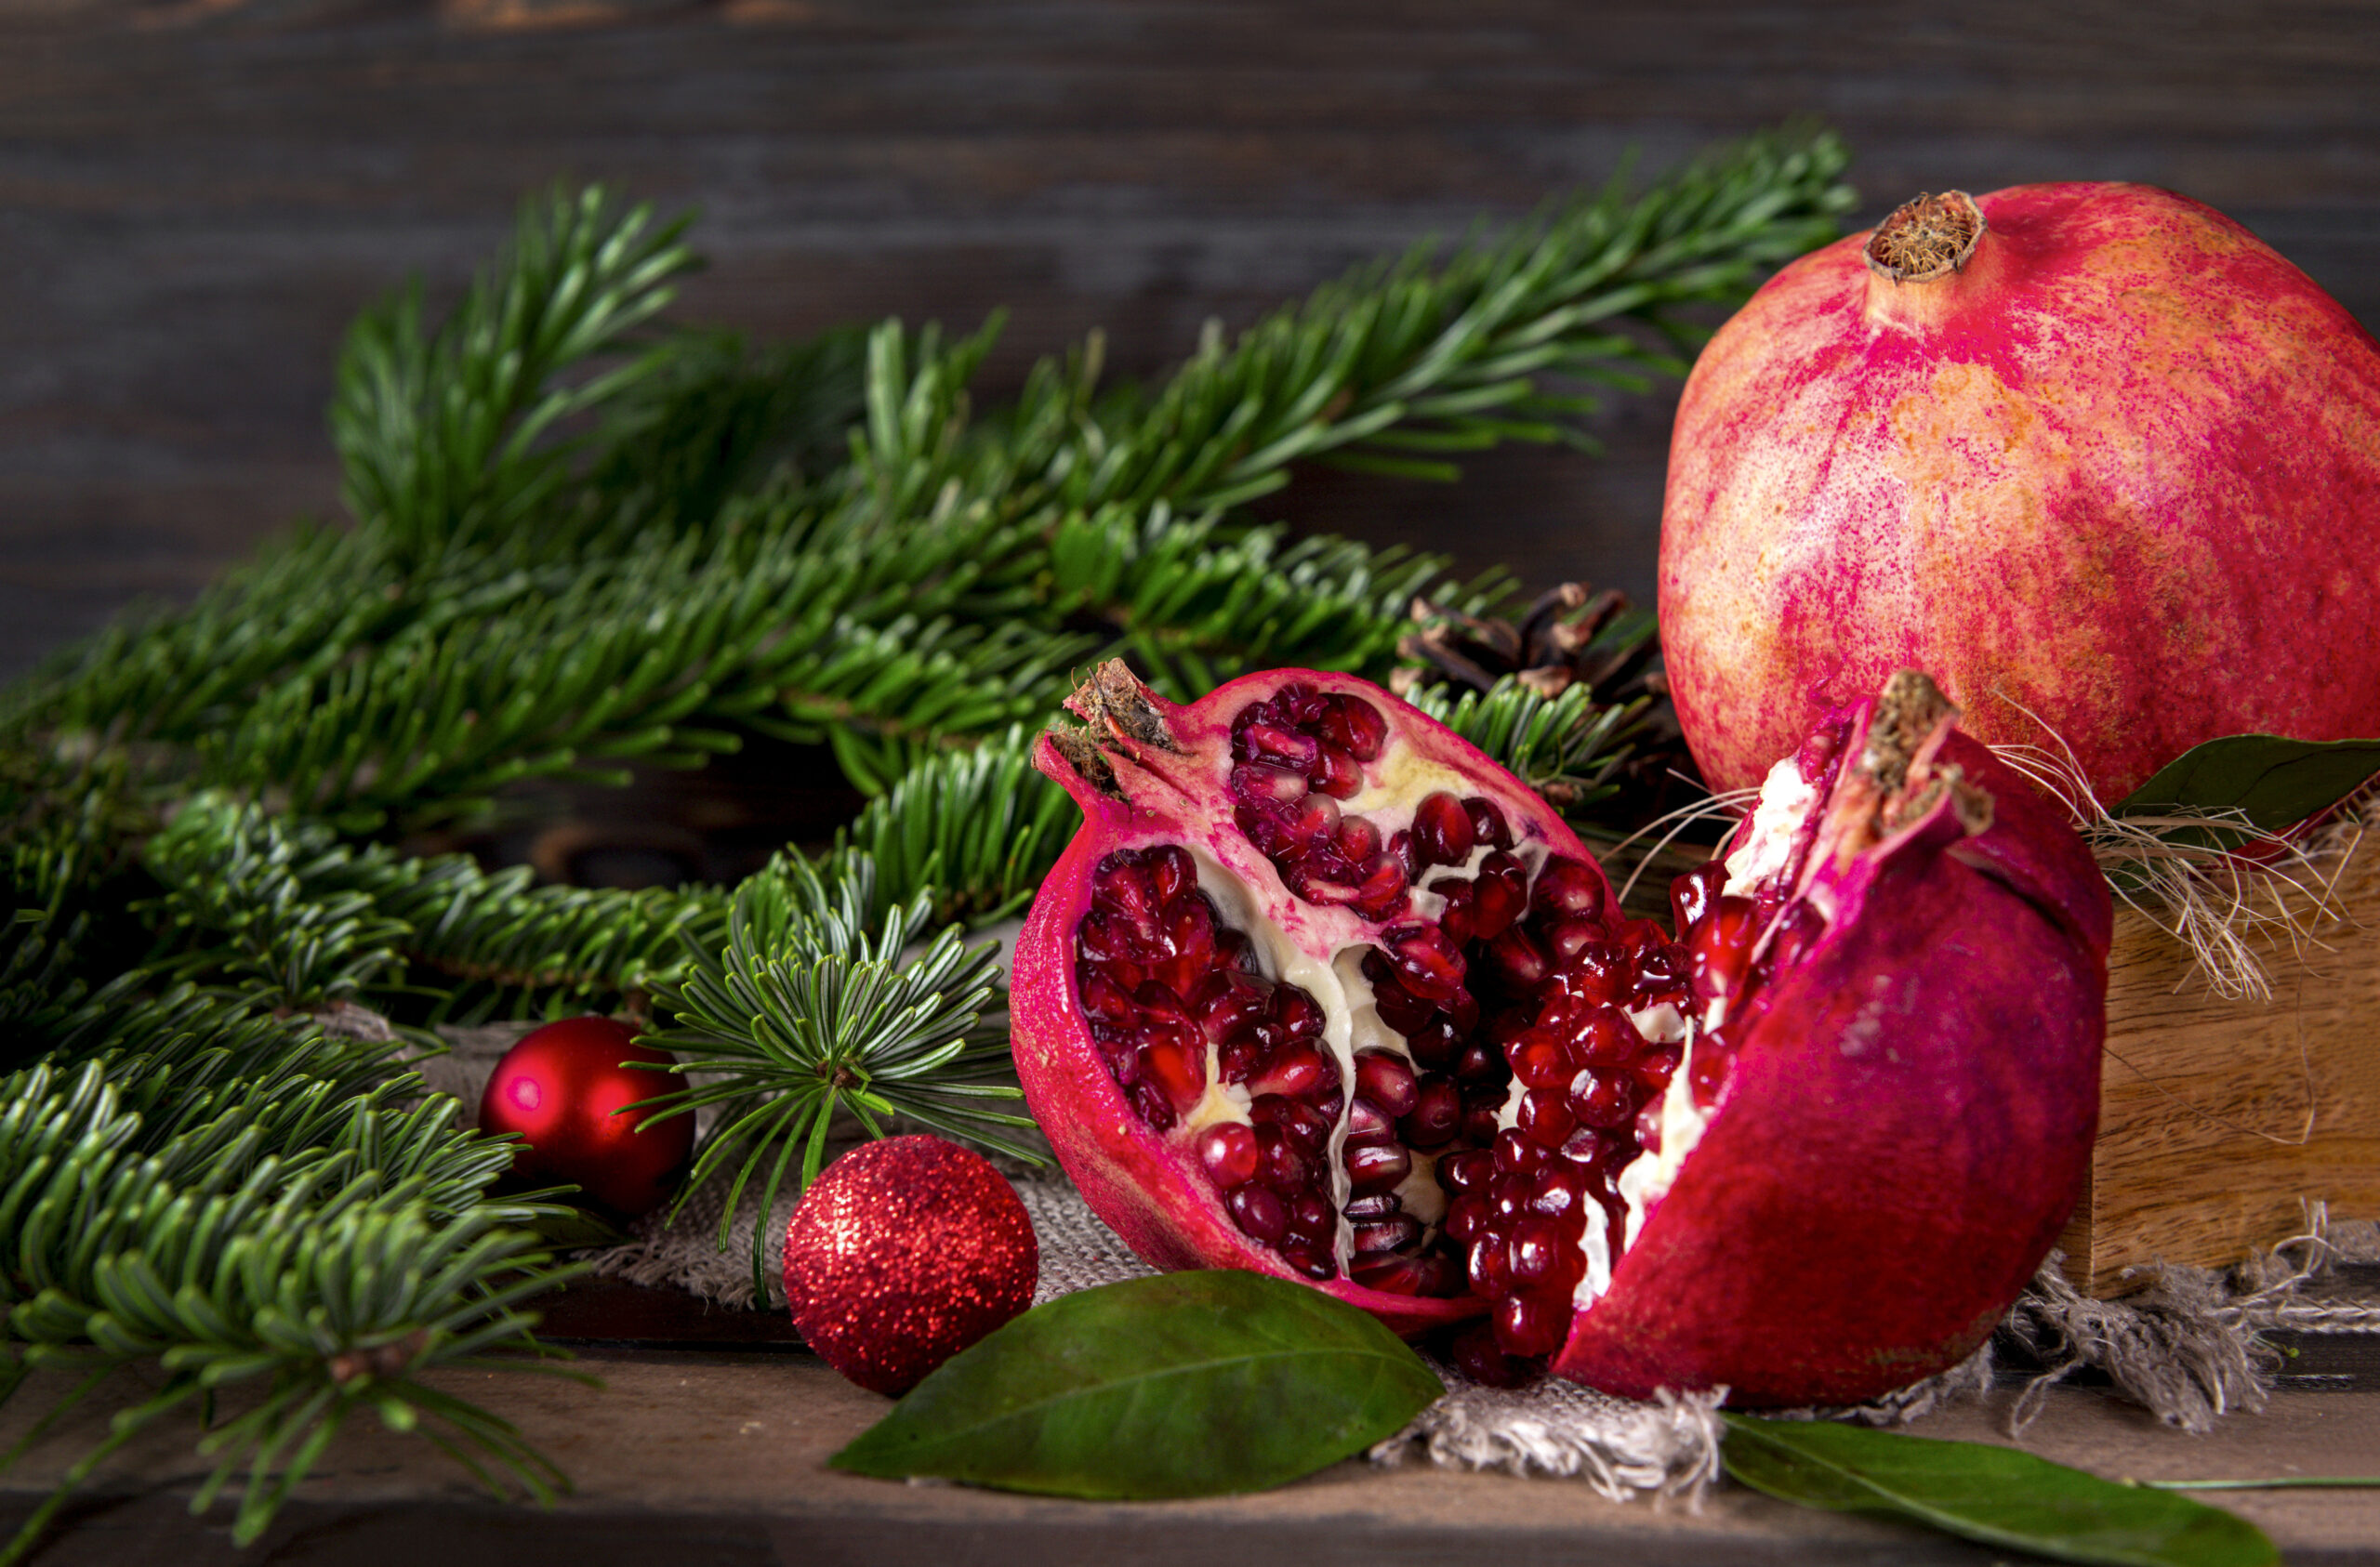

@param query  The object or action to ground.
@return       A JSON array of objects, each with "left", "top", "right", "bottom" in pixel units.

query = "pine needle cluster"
[{"left": 0, "top": 129, "right": 1854, "bottom": 1549}]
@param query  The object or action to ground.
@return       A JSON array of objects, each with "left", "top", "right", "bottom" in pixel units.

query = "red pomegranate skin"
[
  {"left": 1012, "top": 665, "right": 1606, "bottom": 1337},
  {"left": 1553, "top": 686, "right": 2112, "bottom": 1404},
  {"left": 1659, "top": 181, "right": 2380, "bottom": 804}
]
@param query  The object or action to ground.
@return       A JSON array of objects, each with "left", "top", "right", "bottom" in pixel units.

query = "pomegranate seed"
[
  {"left": 1532, "top": 856, "right": 1606, "bottom": 923},
  {"left": 1129, "top": 1079, "right": 1176, "bottom": 1129},
  {"left": 1216, "top": 928, "right": 1256, "bottom": 971},
  {"left": 1399, "top": 1076, "right": 1462, "bottom": 1148},
  {"left": 1143, "top": 1035, "right": 1207, "bottom": 1113},
  {"left": 1191, "top": 970, "right": 1273, "bottom": 1040},
  {"left": 1218, "top": 1033, "right": 1261, "bottom": 1083},
  {"left": 1230, "top": 761, "right": 1309, "bottom": 806},
  {"left": 1690, "top": 1031, "right": 1737, "bottom": 1110},
  {"left": 1385, "top": 923, "right": 1466, "bottom": 1000},
  {"left": 1226, "top": 1183, "right": 1288, "bottom": 1243},
  {"left": 1574, "top": 1004, "right": 1639, "bottom": 1066},
  {"left": 1412, "top": 792, "right": 1476, "bottom": 866},
  {"left": 1518, "top": 1086, "right": 1578, "bottom": 1148},
  {"left": 1350, "top": 853, "right": 1412, "bottom": 921},
  {"left": 1432, "top": 877, "right": 1478, "bottom": 944},
  {"left": 1366, "top": 967, "right": 1437, "bottom": 1034},
  {"left": 1461, "top": 1098, "right": 1503, "bottom": 1146},
  {"left": 1487, "top": 925, "right": 1551, "bottom": 989},
  {"left": 1542, "top": 915, "right": 1604, "bottom": 964},
  {"left": 1634, "top": 1104, "right": 1665, "bottom": 1155},
  {"left": 1354, "top": 1048, "right": 1421, "bottom": 1117},
  {"left": 1529, "top": 1162, "right": 1591, "bottom": 1221},
  {"left": 1093, "top": 851, "right": 1157, "bottom": 914},
  {"left": 1445, "top": 1192, "right": 1491, "bottom": 1244},
  {"left": 1489, "top": 1173, "right": 1533, "bottom": 1219},
  {"left": 1352, "top": 1251, "right": 1461, "bottom": 1297},
  {"left": 1335, "top": 815, "right": 1382, "bottom": 864},
  {"left": 1258, "top": 1135, "right": 1308, "bottom": 1194},
  {"left": 1197, "top": 1122, "right": 1262, "bottom": 1186},
  {"left": 1494, "top": 1290, "right": 1570, "bottom": 1358},
  {"left": 1670, "top": 860, "right": 1730, "bottom": 933},
  {"left": 1493, "top": 1126, "right": 1549, "bottom": 1176},
  {"left": 1271, "top": 681, "right": 1328, "bottom": 726},
  {"left": 1439, "top": 1148, "right": 1495, "bottom": 1194},
  {"left": 1473, "top": 851, "right": 1528, "bottom": 939},
  {"left": 1343, "top": 1139, "right": 1411, "bottom": 1195},
  {"left": 1568, "top": 1068, "right": 1636, "bottom": 1128},
  {"left": 1251, "top": 1043, "right": 1330, "bottom": 1099},
  {"left": 1308, "top": 744, "right": 1364, "bottom": 799},
  {"left": 1453, "top": 1040, "right": 1507, "bottom": 1086},
  {"left": 1316, "top": 694, "right": 1388, "bottom": 762},
  {"left": 1079, "top": 971, "right": 1136, "bottom": 1026},
  {"left": 1505, "top": 1217, "right": 1567, "bottom": 1285},
  {"left": 1342, "top": 1191, "right": 1402, "bottom": 1219},
  {"left": 1387, "top": 829, "right": 1421, "bottom": 877},
  {"left": 1450, "top": 1321, "right": 1538, "bottom": 1389},
  {"left": 1245, "top": 722, "right": 1319, "bottom": 771},
  {"left": 1468, "top": 1236, "right": 1512, "bottom": 1295},
  {"left": 1281, "top": 1244, "right": 1336, "bottom": 1282},
  {"left": 1405, "top": 1014, "right": 1461, "bottom": 1069},
  {"left": 1557, "top": 1127, "right": 1609, "bottom": 1165},
  {"left": 1254, "top": 1094, "right": 1333, "bottom": 1149},
  {"left": 1289, "top": 1191, "right": 1334, "bottom": 1238},
  {"left": 1463, "top": 797, "right": 1513, "bottom": 849},
  {"left": 1273, "top": 988, "right": 1326, "bottom": 1046},
  {"left": 1562, "top": 942, "right": 1630, "bottom": 1003},
  {"left": 1343, "top": 1096, "right": 1397, "bottom": 1144},
  {"left": 1444, "top": 990, "right": 1481, "bottom": 1034},
  {"left": 1633, "top": 942, "right": 1686, "bottom": 998},
  {"left": 1686, "top": 896, "right": 1761, "bottom": 1003},
  {"left": 1510, "top": 1031, "right": 1577, "bottom": 1090},
  {"left": 1353, "top": 1216, "right": 1424, "bottom": 1254},
  {"left": 1633, "top": 1044, "right": 1683, "bottom": 1089}
]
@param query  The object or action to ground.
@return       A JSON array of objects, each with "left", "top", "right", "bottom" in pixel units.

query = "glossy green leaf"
[
  {"left": 2115, "top": 733, "right": 2380, "bottom": 834},
  {"left": 1723, "top": 1416, "right": 2279, "bottom": 1567},
  {"left": 829, "top": 1270, "right": 1443, "bottom": 1497}
]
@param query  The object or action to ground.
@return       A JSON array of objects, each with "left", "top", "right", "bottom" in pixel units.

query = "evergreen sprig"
[{"left": 641, "top": 853, "right": 1037, "bottom": 1297}]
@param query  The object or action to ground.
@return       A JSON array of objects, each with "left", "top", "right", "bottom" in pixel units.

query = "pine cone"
[{"left": 1392, "top": 583, "right": 1708, "bottom": 835}]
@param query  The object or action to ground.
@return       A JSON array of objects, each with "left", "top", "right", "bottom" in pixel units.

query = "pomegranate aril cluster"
[
  {"left": 1228, "top": 684, "right": 1409, "bottom": 920},
  {"left": 1078, "top": 844, "right": 1345, "bottom": 1282}
]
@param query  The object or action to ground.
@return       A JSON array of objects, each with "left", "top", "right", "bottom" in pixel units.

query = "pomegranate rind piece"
[
  {"left": 1553, "top": 685, "right": 2112, "bottom": 1405},
  {"left": 1012, "top": 663, "right": 1607, "bottom": 1337}
]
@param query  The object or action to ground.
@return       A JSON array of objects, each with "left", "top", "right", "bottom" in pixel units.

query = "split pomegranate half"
[{"left": 1012, "top": 663, "right": 2110, "bottom": 1404}]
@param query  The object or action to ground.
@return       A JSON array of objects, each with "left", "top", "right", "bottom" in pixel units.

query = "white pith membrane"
[{"left": 1063, "top": 675, "right": 1912, "bottom": 1376}]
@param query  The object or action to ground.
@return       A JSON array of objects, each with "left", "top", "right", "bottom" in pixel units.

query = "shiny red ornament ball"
[
  {"left": 784, "top": 1135, "right": 1039, "bottom": 1396},
  {"left": 477, "top": 1016, "right": 693, "bottom": 1217}
]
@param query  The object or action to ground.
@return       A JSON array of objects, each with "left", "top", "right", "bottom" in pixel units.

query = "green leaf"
[
  {"left": 2114, "top": 733, "right": 2380, "bottom": 833},
  {"left": 1723, "top": 1416, "right": 2280, "bottom": 1567},
  {"left": 829, "top": 1270, "right": 1442, "bottom": 1498}
]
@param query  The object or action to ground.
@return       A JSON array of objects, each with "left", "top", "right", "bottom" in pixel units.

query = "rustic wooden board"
[{"left": 2061, "top": 833, "right": 2380, "bottom": 1295}]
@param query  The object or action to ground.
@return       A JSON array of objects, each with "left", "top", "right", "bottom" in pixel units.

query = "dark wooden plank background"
[{"left": 2, "top": 0, "right": 2374, "bottom": 681}]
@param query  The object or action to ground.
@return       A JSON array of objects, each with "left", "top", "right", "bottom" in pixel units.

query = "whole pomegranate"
[
  {"left": 1012, "top": 662, "right": 2109, "bottom": 1404},
  {"left": 1659, "top": 184, "right": 2380, "bottom": 805}
]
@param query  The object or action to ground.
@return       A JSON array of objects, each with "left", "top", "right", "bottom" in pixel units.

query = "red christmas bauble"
[
  {"left": 784, "top": 1135, "right": 1039, "bottom": 1396},
  {"left": 477, "top": 1016, "right": 693, "bottom": 1217}
]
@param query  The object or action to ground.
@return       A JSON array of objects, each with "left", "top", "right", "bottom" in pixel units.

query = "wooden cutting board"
[{"left": 2059, "top": 829, "right": 2380, "bottom": 1296}]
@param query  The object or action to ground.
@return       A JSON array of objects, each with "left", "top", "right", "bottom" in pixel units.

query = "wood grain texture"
[
  {"left": 2061, "top": 835, "right": 2380, "bottom": 1296},
  {"left": 1, "top": 1, "right": 2375, "bottom": 678}
]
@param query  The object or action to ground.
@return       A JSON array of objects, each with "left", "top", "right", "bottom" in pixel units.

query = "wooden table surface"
[{"left": 6, "top": 1277, "right": 2380, "bottom": 1566}]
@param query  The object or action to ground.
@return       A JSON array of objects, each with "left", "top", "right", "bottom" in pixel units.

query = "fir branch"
[
  {"left": 333, "top": 185, "right": 699, "bottom": 572},
  {"left": 817, "top": 723, "right": 1076, "bottom": 927},
  {"left": 641, "top": 853, "right": 1038, "bottom": 1298},
  {"left": 1407, "top": 676, "right": 1655, "bottom": 817}
]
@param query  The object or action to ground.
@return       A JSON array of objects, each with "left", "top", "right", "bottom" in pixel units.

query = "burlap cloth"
[{"left": 416, "top": 1013, "right": 2380, "bottom": 1505}]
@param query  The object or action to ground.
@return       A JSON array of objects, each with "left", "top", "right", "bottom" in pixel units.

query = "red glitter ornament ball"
[
  {"left": 784, "top": 1135, "right": 1039, "bottom": 1396},
  {"left": 477, "top": 1016, "right": 693, "bottom": 1217}
]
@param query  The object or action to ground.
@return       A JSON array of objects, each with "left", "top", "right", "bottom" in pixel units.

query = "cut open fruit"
[{"left": 1012, "top": 663, "right": 2110, "bottom": 1404}]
